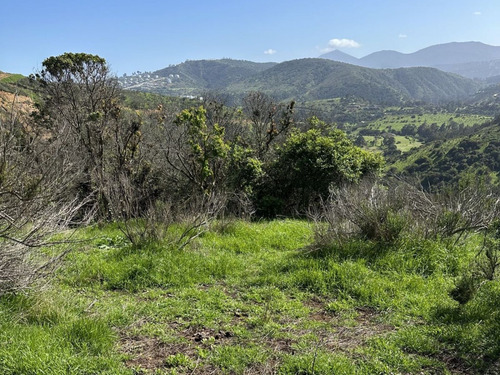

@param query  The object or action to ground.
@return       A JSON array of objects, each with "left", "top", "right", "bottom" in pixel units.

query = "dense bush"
[{"left": 257, "top": 128, "right": 384, "bottom": 216}]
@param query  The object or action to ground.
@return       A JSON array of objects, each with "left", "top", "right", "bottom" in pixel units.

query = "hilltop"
[
  {"left": 227, "top": 59, "right": 479, "bottom": 104},
  {"left": 118, "top": 58, "right": 480, "bottom": 105},
  {"left": 321, "top": 41, "right": 500, "bottom": 80},
  {"left": 119, "top": 59, "right": 276, "bottom": 97}
]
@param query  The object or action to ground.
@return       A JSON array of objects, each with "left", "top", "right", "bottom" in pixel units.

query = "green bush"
[{"left": 257, "top": 128, "right": 383, "bottom": 216}]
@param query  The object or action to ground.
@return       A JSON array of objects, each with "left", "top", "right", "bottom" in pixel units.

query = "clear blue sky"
[{"left": 2, "top": 0, "right": 500, "bottom": 76}]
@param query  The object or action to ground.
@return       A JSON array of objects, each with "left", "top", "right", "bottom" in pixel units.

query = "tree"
[
  {"left": 242, "top": 91, "right": 294, "bottom": 160},
  {"left": 34, "top": 53, "right": 141, "bottom": 218},
  {"left": 162, "top": 106, "right": 230, "bottom": 195},
  {"left": 258, "top": 128, "right": 384, "bottom": 215}
]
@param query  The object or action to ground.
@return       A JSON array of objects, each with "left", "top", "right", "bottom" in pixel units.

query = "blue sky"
[{"left": 2, "top": 0, "right": 500, "bottom": 76}]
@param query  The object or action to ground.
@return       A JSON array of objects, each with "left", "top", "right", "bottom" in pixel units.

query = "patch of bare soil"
[
  {"left": 120, "top": 323, "right": 235, "bottom": 373},
  {"left": 0, "top": 91, "right": 34, "bottom": 115},
  {"left": 120, "top": 335, "right": 189, "bottom": 370},
  {"left": 307, "top": 304, "right": 396, "bottom": 352}
]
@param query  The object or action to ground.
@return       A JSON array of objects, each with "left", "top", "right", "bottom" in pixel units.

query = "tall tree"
[{"left": 35, "top": 53, "right": 140, "bottom": 217}]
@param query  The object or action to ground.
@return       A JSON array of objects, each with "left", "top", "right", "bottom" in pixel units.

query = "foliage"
[
  {"left": 313, "top": 177, "right": 500, "bottom": 247},
  {"left": 391, "top": 117, "right": 500, "bottom": 189},
  {"left": 258, "top": 127, "right": 383, "bottom": 216},
  {"left": 173, "top": 106, "right": 230, "bottom": 193},
  {"left": 227, "top": 144, "right": 263, "bottom": 194},
  {"left": 2, "top": 219, "right": 499, "bottom": 374}
]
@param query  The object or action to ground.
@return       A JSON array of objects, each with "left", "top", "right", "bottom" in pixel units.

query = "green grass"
[
  {"left": 363, "top": 135, "right": 422, "bottom": 153},
  {"left": 0, "top": 74, "right": 25, "bottom": 84},
  {"left": 394, "top": 135, "right": 423, "bottom": 152},
  {"left": 0, "top": 220, "right": 499, "bottom": 374},
  {"left": 366, "top": 113, "right": 492, "bottom": 132}
]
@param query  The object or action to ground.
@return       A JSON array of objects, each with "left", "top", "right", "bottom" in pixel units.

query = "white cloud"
[
  {"left": 473, "top": 11, "right": 482, "bottom": 16},
  {"left": 319, "top": 38, "right": 361, "bottom": 53},
  {"left": 264, "top": 49, "right": 277, "bottom": 55},
  {"left": 328, "top": 38, "right": 361, "bottom": 48},
  {"left": 399, "top": 33, "right": 408, "bottom": 38}
]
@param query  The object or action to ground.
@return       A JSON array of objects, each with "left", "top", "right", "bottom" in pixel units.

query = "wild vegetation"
[
  {"left": 118, "top": 58, "right": 480, "bottom": 105},
  {"left": 1, "top": 53, "right": 500, "bottom": 374}
]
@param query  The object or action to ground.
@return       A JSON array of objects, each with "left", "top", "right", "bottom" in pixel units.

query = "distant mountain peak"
[
  {"left": 319, "top": 50, "right": 359, "bottom": 65},
  {"left": 320, "top": 41, "right": 500, "bottom": 79}
]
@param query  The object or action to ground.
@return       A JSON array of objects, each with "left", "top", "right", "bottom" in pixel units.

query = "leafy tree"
[
  {"left": 258, "top": 128, "right": 384, "bottom": 215},
  {"left": 381, "top": 133, "right": 401, "bottom": 161},
  {"left": 163, "top": 106, "right": 230, "bottom": 194},
  {"left": 354, "top": 134, "right": 367, "bottom": 147}
]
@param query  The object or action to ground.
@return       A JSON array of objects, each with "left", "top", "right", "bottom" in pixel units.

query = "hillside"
[
  {"left": 118, "top": 58, "right": 480, "bottom": 104},
  {"left": 227, "top": 59, "right": 480, "bottom": 104},
  {"left": 118, "top": 59, "right": 276, "bottom": 96},
  {"left": 321, "top": 42, "right": 500, "bottom": 80},
  {"left": 155, "top": 59, "right": 276, "bottom": 88},
  {"left": 390, "top": 118, "right": 500, "bottom": 187},
  {"left": 362, "top": 42, "right": 500, "bottom": 68},
  {"left": 0, "top": 72, "right": 35, "bottom": 115}
]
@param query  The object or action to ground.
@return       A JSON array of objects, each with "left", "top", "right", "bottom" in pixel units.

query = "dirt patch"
[
  {"left": 120, "top": 335, "right": 191, "bottom": 370},
  {"left": 307, "top": 303, "right": 395, "bottom": 351},
  {"left": 185, "top": 326, "right": 235, "bottom": 343},
  {"left": 119, "top": 298, "right": 397, "bottom": 373},
  {"left": 0, "top": 90, "right": 34, "bottom": 115},
  {"left": 120, "top": 323, "right": 236, "bottom": 372}
]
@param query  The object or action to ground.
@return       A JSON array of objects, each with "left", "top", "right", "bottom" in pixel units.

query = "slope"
[
  {"left": 321, "top": 42, "right": 500, "bottom": 79},
  {"left": 391, "top": 118, "right": 500, "bottom": 187},
  {"left": 227, "top": 59, "right": 480, "bottom": 104},
  {"left": 154, "top": 59, "right": 277, "bottom": 89}
]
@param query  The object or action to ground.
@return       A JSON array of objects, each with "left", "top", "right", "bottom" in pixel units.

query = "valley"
[{"left": 1, "top": 45, "right": 500, "bottom": 374}]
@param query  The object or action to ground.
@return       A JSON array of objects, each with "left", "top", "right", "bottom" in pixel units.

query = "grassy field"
[
  {"left": 0, "top": 73, "right": 25, "bottom": 84},
  {"left": 363, "top": 135, "right": 423, "bottom": 153},
  {"left": 365, "top": 113, "right": 492, "bottom": 132},
  {"left": 0, "top": 220, "right": 499, "bottom": 374}
]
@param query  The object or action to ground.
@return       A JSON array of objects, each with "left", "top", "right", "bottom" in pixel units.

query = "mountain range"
[
  {"left": 320, "top": 41, "right": 500, "bottom": 80},
  {"left": 225, "top": 58, "right": 479, "bottom": 103},
  {"left": 118, "top": 57, "right": 480, "bottom": 105}
]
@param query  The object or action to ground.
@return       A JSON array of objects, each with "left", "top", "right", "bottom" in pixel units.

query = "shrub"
[
  {"left": 312, "top": 177, "right": 500, "bottom": 249},
  {"left": 258, "top": 128, "right": 384, "bottom": 216},
  {"left": 312, "top": 178, "right": 413, "bottom": 246}
]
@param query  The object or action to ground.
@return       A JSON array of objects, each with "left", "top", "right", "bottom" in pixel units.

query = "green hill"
[
  {"left": 384, "top": 67, "right": 481, "bottom": 103},
  {"left": 227, "top": 59, "right": 480, "bottom": 104},
  {"left": 119, "top": 58, "right": 480, "bottom": 104},
  {"left": 118, "top": 59, "right": 277, "bottom": 96},
  {"left": 155, "top": 59, "right": 276, "bottom": 89},
  {"left": 390, "top": 118, "right": 500, "bottom": 187}
]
